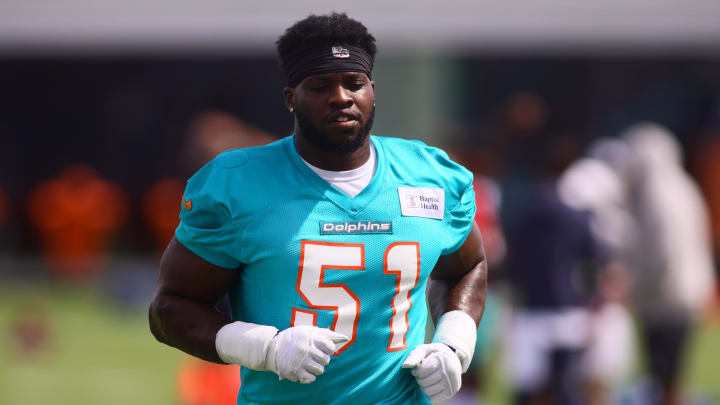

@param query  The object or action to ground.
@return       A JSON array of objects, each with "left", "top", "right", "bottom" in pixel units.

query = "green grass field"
[
  {"left": 685, "top": 320, "right": 720, "bottom": 402},
  {"left": 0, "top": 282, "right": 185, "bottom": 405},
  {"left": 1, "top": 282, "right": 718, "bottom": 404}
]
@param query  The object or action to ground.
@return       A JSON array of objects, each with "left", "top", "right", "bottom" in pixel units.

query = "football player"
[{"left": 149, "top": 12, "right": 487, "bottom": 405}]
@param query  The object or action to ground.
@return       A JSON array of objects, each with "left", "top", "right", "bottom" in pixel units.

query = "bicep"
[
  {"left": 428, "top": 222, "right": 487, "bottom": 324},
  {"left": 157, "top": 237, "right": 239, "bottom": 304},
  {"left": 432, "top": 222, "right": 485, "bottom": 279}
]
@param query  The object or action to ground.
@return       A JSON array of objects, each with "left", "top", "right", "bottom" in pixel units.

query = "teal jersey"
[{"left": 176, "top": 135, "right": 475, "bottom": 405}]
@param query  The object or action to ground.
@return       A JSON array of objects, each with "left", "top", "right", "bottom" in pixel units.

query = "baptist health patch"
[
  {"left": 397, "top": 187, "right": 445, "bottom": 220},
  {"left": 320, "top": 221, "right": 393, "bottom": 235}
]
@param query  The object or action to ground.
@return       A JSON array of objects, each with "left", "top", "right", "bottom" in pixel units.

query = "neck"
[{"left": 294, "top": 131, "right": 371, "bottom": 171}]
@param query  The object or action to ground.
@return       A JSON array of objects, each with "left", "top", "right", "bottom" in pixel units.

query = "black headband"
[{"left": 282, "top": 44, "right": 373, "bottom": 88}]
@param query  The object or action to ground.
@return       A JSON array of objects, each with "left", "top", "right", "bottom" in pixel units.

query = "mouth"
[{"left": 327, "top": 111, "right": 360, "bottom": 129}]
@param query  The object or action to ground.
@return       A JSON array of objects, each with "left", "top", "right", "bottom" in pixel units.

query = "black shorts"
[{"left": 639, "top": 316, "right": 692, "bottom": 386}]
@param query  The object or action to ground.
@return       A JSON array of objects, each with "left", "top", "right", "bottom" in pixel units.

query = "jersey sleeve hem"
[
  {"left": 441, "top": 223, "right": 472, "bottom": 256},
  {"left": 175, "top": 225, "right": 241, "bottom": 269},
  {"left": 441, "top": 183, "right": 476, "bottom": 255}
]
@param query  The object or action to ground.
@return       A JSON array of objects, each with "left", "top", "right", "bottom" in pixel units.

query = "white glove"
[
  {"left": 402, "top": 343, "right": 462, "bottom": 404},
  {"left": 215, "top": 321, "right": 348, "bottom": 384},
  {"left": 266, "top": 325, "right": 349, "bottom": 384}
]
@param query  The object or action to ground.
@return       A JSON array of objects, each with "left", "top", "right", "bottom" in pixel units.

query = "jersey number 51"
[{"left": 292, "top": 240, "right": 420, "bottom": 355}]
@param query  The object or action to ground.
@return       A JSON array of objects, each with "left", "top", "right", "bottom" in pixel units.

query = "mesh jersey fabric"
[{"left": 175, "top": 135, "right": 476, "bottom": 405}]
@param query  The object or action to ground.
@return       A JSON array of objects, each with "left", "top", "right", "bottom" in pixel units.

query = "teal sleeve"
[
  {"left": 175, "top": 162, "right": 242, "bottom": 269},
  {"left": 442, "top": 182, "right": 476, "bottom": 255},
  {"left": 413, "top": 142, "right": 476, "bottom": 255}
]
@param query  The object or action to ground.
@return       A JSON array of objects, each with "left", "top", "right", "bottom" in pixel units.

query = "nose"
[{"left": 328, "top": 84, "right": 353, "bottom": 107}]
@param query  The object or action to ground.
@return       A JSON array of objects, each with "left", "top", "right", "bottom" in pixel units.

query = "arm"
[
  {"left": 403, "top": 223, "right": 487, "bottom": 404},
  {"left": 149, "top": 237, "right": 238, "bottom": 363},
  {"left": 428, "top": 222, "right": 488, "bottom": 326},
  {"left": 149, "top": 236, "right": 347, "bottom": 383}
]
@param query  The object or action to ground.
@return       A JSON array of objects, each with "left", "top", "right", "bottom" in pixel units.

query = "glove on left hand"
[{"left": 402, "top": 343, "right": 462, "bottom": 404}]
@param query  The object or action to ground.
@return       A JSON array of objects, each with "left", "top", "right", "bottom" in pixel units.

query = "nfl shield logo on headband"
[{"left": 331, "top": 46, "right": 350, "bottom": 58}]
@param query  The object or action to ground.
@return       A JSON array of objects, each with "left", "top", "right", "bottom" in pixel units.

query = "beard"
[{"left": 295, "top": 105, "right": 375, "bottom": 155}]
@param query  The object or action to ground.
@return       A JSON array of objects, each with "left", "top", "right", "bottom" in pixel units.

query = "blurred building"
[{"left": 558, "top": 141, "right": 637, "bottom": 404}]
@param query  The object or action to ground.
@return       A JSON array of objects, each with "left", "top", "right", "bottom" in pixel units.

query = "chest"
[
  {"left": 239, "top": 190, "right": 448, "bottom": 278},
  {"left": 231, "top": 191, "right": 448, "bottom": 350}
]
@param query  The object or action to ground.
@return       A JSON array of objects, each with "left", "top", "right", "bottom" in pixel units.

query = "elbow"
[{"left": 148, "top": 294, "right": 169, "bottom": 344}]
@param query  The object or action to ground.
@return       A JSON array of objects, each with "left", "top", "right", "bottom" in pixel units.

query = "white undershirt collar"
[{"left": 301, "top": 144, "right": 377, "bottom": 198}]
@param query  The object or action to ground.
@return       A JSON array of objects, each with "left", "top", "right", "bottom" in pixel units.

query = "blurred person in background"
[
  {"left": 558, "top": 139, "right": 637, "bottom": 404},
  {"left": 503, "top": 133, "right": 601, "bottom": 405},
  {"left": 26, "top": 164, "right": 128, "bottom": 278},
  {"left": 494, "top": 92, "right": 550, "bottom": 231},
  {"left": 150, "top": 12, "right": 487, "bottom": 405},
  {"left": 619, "top": 123, "right": 716, "bottom": 405}
]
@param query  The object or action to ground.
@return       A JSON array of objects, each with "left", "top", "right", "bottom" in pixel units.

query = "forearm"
[
  {"left": 429, "top": 259, "right": 487, "bottom": 325},
  {"left": 149, "top": 291, "right": 231, "bottom": 363},
  {"left": 404, "top": 257, "right": 488, "bottom": 402}
]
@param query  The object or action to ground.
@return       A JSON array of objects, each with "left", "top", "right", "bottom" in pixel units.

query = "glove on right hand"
[{"left": 265, "top": 325, "right": 349, "bottom": 384}]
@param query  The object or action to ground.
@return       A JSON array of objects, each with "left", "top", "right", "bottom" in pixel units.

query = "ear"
[{"left": 283, "top": 87, "right": 295, "bottom": 113}]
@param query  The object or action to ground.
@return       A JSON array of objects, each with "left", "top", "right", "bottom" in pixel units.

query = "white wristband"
[
  {"left": 432, "top": 310, "right": 477, "bottom": 372},
  {"left": 215, "top": 321, "right": 278, "bottom": 370}
]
